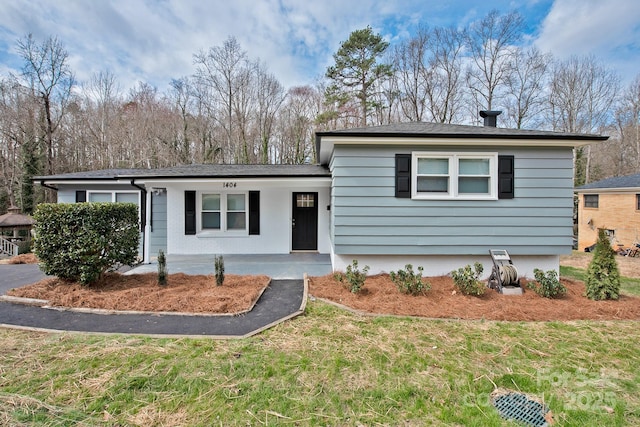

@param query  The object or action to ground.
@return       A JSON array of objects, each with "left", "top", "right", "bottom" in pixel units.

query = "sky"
[{"left": 0, "top": 0, "right": 638, "bottom": 94}]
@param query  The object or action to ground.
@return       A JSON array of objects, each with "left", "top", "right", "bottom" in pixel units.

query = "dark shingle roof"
[
  {"left": 36, "top": 164, "right": 330, "bottom": 181},
  {"left": 577, "top": 173, "right": 640, "bottom": 190},
  {"left": 316, "top": 121, "right": 609, "bottom": 141}
]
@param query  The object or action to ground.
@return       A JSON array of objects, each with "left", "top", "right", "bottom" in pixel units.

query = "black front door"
[{"left": 292, "top": 192, "right": 318, "bottom": 251}]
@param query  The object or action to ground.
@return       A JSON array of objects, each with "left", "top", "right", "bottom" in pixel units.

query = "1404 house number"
[{"left": 223, "top": 182, "right": 237, "bottom": 188}]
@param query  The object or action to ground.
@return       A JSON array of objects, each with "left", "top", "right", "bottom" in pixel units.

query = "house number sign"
[{"left": 223, "top": 182, "right": 237, "bottom": 188}]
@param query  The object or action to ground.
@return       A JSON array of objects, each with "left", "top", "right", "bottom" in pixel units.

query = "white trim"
[
  {"left": 318, "top": 135, "right": 596, "bottom": 164},
  {"left": 411, "top": 151, "right": 498, "bottom": 200}
]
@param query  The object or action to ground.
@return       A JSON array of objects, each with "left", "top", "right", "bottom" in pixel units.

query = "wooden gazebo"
[{"left": 0, "top": 206, "right": 34, "bottom": 256}]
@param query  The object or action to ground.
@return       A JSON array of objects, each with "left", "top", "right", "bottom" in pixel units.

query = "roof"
[
  {"left": 316, "top": 121, "right": 608, "bottom": 140},
  {"left": 577, "top": 173, "right": 640, "bottom": 191},
  {"left": 316, "top": 121, "right": 609, "bottom": 164},
  {"left": 36, "top": 164, "right": 331, "bottom": 182},
  {"left": 0, "top": 207, "right": 34, "bottom": 228}
]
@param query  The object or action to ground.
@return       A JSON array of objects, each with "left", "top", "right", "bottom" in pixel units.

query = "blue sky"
[{"left": 0, "top": 0, "right": 638, "bottom": 93}]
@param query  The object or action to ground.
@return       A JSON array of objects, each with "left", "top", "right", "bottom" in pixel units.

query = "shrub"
[
  {"left": 157, "top": 249, "right": 168, "bottom": 286},
  {"left": 33, "top": 202, "right": 139, "bottom": 285},
  {"left": 334, "top": 259, "right": 370, "bottom": 294},
  {"left": 451, "top": 262, "right": 485, "bottom": 296},
  {"left": 529, "top": 268, "right": 566, "bottom": 298},
  {"left": 390, "top": 264, "right": 430, "bottom": 295},
  {"left": 585, "top": 229, "right": 621, "bottom": 300},
  {"left": 214, "top": 255, "right": 225, "bottom": 286}
]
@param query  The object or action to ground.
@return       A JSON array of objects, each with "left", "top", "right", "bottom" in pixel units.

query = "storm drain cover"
[{"left": 491, "top": 391, "right": 550, "bottom": 426}]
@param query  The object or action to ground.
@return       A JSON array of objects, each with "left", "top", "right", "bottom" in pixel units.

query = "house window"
[
  {"left": 200, "top": 193, "right": 246, "bottom": 232},
  {"left": 584, "top": 194, "right": 599, "bottom": 208},
  {"left": 636, "top": 194, "right": 640, "bottom": 211},
  {"left": 88, "top": 191, "right": 139, "bottom": 204},
  {"left": 412, "top": 152, "right": 497, "bottom": 199}
]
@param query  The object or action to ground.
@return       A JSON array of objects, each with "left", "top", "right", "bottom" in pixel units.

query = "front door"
[{"left": 292, "top": 192, "right": 318, "bottom": 251}]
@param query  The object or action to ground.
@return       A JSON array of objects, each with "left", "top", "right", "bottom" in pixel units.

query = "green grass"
[
  {"left": 560, "top": 265, "right": 640, "bottom": 297},
  {"left": 1, "top": 302, "right": 639, "bottom": 426}
]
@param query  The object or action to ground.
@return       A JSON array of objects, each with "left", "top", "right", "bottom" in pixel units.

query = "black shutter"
[
  {"left": 395, "top": 154, "right": 411, "bottom": 198},
  {"left": 185, "top": 190, "right": 196, "bottom": 235},
  {"left": 75, "top": 190, "right": 86, "bottom": 203},
  {"left": 249, "top": 191, "right": 260, "bottom": 235},
  {"left": 498, "top": 155, "right": 515, "bottom": 199}
]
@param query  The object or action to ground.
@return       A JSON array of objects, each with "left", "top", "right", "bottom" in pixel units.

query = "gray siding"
[
  {"left": 331, "top": 145, "right": 574, "bottom": 256},
  {"left": 148, "top": 192, "right": 167, "bottom": 257}
]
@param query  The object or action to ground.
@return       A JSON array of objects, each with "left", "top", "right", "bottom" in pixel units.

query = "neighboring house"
[
  {"left": 36, "top": 114, "right": 607, "bottom": 277},
  {"left": 575, "top": 173, "right": 640, "bottom": 251}
]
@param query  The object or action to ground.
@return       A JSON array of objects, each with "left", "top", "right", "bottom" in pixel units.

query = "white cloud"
[{"left": 535, "top": 0, "right": 640, "bottom": 82}]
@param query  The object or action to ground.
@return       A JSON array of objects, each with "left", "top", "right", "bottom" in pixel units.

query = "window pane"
[
  {"left": 417, "top": 158, "right": 448, "bottom": 174},
  {"left": 116, "top": 193, "right": 138, "bottom": 203},
  {"left": 417, "top": 176, "right": 449, "bottom": 192},
  {"left": 227, "top": 194, "right": 245, "bottom": 211},
  {"left": 89, "top": 193, "right": 112, "bottom": 202},
  {"left": 296, "top": 194, "right": 315, "bottom": 207},
  {"left": 202, "top": 194, "right": 220, "bottom": 210},
  {"left": 459, "top": 177, "right": 489, "bottom": 193},
  {"left": 202, "top": 212, "right": 220, "bottom": 229},
  {"left": 227, "top": 212, "right": 246, "bottom": 230},
  {"left": 459, "top": 158, "right": 489, "bottom": 175}
]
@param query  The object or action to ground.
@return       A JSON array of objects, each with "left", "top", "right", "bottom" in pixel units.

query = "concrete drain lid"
[{"left": 491, "top": 390, "right": 551, "bottom": 426}]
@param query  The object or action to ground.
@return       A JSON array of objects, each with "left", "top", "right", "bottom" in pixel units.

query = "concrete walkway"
[{"left": 0, "top": 253, "right": 332, "bottom": 337}]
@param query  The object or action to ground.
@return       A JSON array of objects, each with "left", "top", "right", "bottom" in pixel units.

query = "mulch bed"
[
  {"left": 8, "top": 273, "right": 270, "bottom": 314},
  {"left": 309, "top": 274, "right": 640, "bottom": 321}
]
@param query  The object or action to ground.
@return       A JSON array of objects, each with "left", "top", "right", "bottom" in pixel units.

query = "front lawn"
[{"left": 1, "top": 301, "right": 638, "bottom": 426}]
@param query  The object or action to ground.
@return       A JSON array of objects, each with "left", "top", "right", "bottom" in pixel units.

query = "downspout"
[{"left": 130, "top": 179, "right": 148, "bottom": 264}]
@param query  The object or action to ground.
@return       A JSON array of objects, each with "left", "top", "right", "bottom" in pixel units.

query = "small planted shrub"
[
  {"left": 334, "top": 259, "right": 369, "bottom": 294},
  {"left": 451, "top": 262, "right": 485, "bottom": 296},
  {"left": 390, "top": 264, "right": 430, "bottom": 295},
  {"left": 214, "top": 255, "right": 225, "bottom": 286},
  {"left": 157, "top": 249, "right": 168, "bottom": 286},
  {"left": 585, "top": 229, "right": 621, "bottom": 300},
  {"left": 529, "top": 268, "right": 566, "bottom": 298}
]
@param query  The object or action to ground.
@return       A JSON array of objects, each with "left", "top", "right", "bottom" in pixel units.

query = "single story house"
[
  {"left": 36, "top": 115, "right": 607, "bottom": 278},
  {"left": 575, "top": 173, "right": 640, "bottom": 251}
]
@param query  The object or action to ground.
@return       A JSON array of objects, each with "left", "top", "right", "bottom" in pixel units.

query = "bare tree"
[
  {"left": 548, "top": 55, "right": 620, "bottom": 184},
  {"left": 17, "top": 34, "right": 75, "bottom": 176},
  {"left": 194, "top": 36, "right": 251, "bottom": 163},
  {"left": 392, "top": 27, "right": 430, "bottom": 122},
  {"left": 255, "top": 64, "right": 286, "bottom": 163},
  {"left": 465, "top": 10, "right": 524, "bottom": 116},
  {"left": 503, "top": 47, "right": 551, "bottom": 129}
]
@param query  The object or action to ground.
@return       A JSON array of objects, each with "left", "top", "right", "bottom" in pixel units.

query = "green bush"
[
  {"left": 33, "top": 202, "right": 140, "bottom": 285},
  {"left": 390, "top": 264, "right": 430, "bottom": 295},
  {"left": 214, "top": 255, "right": 225, "bottom": 286},
  {"left": 585, "top": 229, "right": 621, "bottom": 300},
  {"left": 334, "top": 259, "right": 370, "bottom": 294},
  {"left": 451, "top": 262, "right": 485, "bottom": 296},
  {"left": 157, "top": 249, "right": 168, "bottom": 286},
  {"left": 529, "top": 268, "right": 566, "bottom": 298}
]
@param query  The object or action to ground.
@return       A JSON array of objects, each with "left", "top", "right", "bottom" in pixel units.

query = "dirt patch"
[
  {"left": 8, "top": 273, "right": 270, "bottom": 314},
  {"left": 309, "top": 274, "right": 640, "bottom": 321}
]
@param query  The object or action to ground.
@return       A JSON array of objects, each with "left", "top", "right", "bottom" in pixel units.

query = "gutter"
[{"left": 39, "top": 180, "right": 58, "bottom": 192}]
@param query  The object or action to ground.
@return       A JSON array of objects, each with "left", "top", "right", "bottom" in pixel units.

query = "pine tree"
[{"left": 585, "top": 229, "right": 621, "bottom": 300}]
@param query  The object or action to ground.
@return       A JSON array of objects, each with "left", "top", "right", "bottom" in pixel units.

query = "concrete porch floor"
[{"left": 127, "top": 253, "right": 333, "bottom": 279}]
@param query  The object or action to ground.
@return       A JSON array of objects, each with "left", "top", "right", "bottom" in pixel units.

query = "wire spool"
[{"left": 499, "top": 264, "right": 519, "bottom": 286}]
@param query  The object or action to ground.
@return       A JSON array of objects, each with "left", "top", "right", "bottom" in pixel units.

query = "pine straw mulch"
[
  {"left": 0, "top": 253, "right": 38, "bottom": 265},
  {"left": 8, "top": 273, "right": 270, "bottom": 315},
  {"left": 308, "top": 274, "right": 640, "bottom": 321}
]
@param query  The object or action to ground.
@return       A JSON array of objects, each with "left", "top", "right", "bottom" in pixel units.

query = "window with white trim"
[
  {"left": 412, "top": 152, "right": 497, "bottom": 199},
  {"left": 88, "top": 191, "right": 139, "bottom": 204},
  {"left": 200, "top": 192, "right": 247, "bottom": 232}
]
